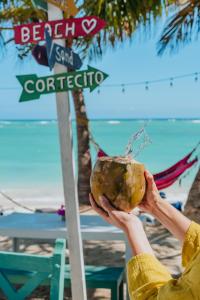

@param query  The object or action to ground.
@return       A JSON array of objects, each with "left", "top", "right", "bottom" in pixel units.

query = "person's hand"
[
  {"left": 139, "top": 170, "right": 162, "bottom": 214},
  {"left": 89, "top": 194, "right": 142, "bottom": 233},
  {"left": 89, "top": 193, "right": 154, "bottom": 256}
]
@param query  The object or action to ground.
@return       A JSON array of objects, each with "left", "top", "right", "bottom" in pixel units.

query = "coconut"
[{"left": 90, "top": 156, "right": 146, "bottom": 212}]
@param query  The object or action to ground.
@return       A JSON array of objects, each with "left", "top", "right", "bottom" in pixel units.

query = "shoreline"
[{"left": 0, "top": 181, "right": 192, "bottom": 213}]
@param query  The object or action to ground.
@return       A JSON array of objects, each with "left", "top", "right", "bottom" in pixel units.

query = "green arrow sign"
[{"left": 17, "top": 66, "right": 109, "bottom": 102}]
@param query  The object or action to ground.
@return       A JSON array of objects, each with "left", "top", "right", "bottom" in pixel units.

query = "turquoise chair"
[
  {"left": 0, "top": 239, "right": 125, "bottom": 300},
  {"left": 0, "top": 239, "right": 66, "bottom": 300}
]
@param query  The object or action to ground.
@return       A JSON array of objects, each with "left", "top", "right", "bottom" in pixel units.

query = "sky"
[{"left": 0, "top": 19, "right": 200, "bottom": 120}]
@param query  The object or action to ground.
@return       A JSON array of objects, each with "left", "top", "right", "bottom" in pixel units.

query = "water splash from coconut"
[{"left": 124, "top": 121, "right": 152, "bottom": 158}]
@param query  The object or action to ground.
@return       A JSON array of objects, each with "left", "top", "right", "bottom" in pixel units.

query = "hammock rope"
[{"left": 0, "top": 190, "right": 35, "bottom": 212}]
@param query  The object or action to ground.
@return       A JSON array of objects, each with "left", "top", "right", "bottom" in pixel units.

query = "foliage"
[
  {"left": 0, "top": 0, "right": 176, "bottom": 60},
  {"left": 158, "top": 0, "right": 200, "bottom": 55},
  {"left": 0, "top": 0, "right": 46, "bottom": 55},
  {"left": 0, "top": 1, "right": 46, "bottom": 24},
  {"left": 79, "top": 0, "right": 175, "bottom": 60}
]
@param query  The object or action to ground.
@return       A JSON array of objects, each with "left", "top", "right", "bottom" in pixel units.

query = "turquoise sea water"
[{"left": 0, "top": 119, "right": 199, "bottom": 203}]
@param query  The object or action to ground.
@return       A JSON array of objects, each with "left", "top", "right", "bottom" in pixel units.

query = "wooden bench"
[{"left": 0, "top": 240, "right": 125, "bottom": 300}]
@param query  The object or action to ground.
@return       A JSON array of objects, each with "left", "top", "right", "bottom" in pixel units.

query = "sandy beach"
[{"left": 0, "top": 205, "right": 183, "bottom": 300}]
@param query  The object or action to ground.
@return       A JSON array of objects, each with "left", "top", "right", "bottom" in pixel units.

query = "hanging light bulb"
[
  {"left": 122, "top": 84, "right": 125, "bottom": 93},
  {"left": 195, "top": 72, "right": 198, "bottom": 82},
  {"left": 145, "top": 81, "right": 149, "bottom": 90},
  {"left": 170, "top": 78, "right": 173, "bottom": 87}
]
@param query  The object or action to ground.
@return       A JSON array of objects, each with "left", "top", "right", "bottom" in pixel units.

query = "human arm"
[
  {"left": 89, "top": 194, "right": 172, "bottom": 300},
  {"left": 89, "top": 194, "right": 154, "bottom": 256},
  {"left": 89, "top": 193, "right": 198, "bottom": 300},
  {"left": 140, "top": 170, "right": 200, "bottom": 266},
  {"left": 140, "top": 170, "right": 191, "bottom": 243}
]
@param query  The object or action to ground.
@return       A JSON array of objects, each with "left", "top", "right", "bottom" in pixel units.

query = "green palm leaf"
[
  {"left": 158, "top": 0, "right": 200, "bottom": 55},
  {"left": 79, "top": 0, "right": 174, "bottom": 60}
]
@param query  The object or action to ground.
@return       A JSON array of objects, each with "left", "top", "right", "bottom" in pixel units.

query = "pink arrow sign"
[{"left": 14, "top": 16, "right": 106, "bottom": 45}]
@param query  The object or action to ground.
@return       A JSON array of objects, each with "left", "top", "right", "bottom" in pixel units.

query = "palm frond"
[
  {"left": 0, "top": 0, "right": 177, "bottom": 61},
  {"left": 79, "top": 0, "right": 175, "bottom": 60},
  {"left": 0, "top": 3, "right": 46, "bottom": 24},
  {"left": 157, "top": 0, "right": 200, "bottom": 55},
  {"left": 0, "top": 0, "right": 47, "bottom": 58}
]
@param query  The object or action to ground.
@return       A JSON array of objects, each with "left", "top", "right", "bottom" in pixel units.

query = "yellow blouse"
[{"left": 127, "top": 222, "right": 200, "bottom": 300}]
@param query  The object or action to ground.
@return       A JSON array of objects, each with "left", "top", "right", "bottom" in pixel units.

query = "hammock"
[
  {"left": 153, "top": 149, "right": 195, "bottom": 180},
  {"left": 94, "top": 143, "right": 199, "bottom": 190},
  {"left": 155, "top": 158, "right": 198, "bottom": 190}
]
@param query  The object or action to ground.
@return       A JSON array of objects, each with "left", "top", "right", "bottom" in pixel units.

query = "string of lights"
[
  {"left": 97, "top": 71, "right": 200, "bottom": 94},
  {"left": 0, "top": 70, "right": 199, "bottom": 93}
]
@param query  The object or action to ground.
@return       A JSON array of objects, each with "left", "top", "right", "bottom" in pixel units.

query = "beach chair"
[
  {"left": 0, "top": 239, "right": 65, "bottom": 300},
  {"left": 65, "top": 265, "right": 125, "bottom": 300},
  {"left": 0, "top": 239, "right": 125, "bottom": 300}
]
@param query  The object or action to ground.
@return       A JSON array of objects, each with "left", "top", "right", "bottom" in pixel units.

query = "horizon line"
[{"left": 0, "top": 117, "right": 200, "bottom": 121}]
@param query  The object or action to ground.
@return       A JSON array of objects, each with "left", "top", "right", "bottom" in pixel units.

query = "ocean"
[{"left": 0, "top": 119, "right": 199, "bottom": 210}]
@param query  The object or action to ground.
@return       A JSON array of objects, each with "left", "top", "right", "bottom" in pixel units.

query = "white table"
[{"left": 0, "top": 213, "right": 131, "bottom": 298}]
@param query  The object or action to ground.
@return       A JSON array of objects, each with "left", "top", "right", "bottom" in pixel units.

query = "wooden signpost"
[
  {"left": 46, "top": 0, "right": 78, "bottom": 16},
  {"left": 14, "top": 16, "right": 106, "bottom": 44},
  {"left": 16, "top": 1, "right": 108, "bottom": 299},
  {"left": 17, "top": 67, "right": 108, "bottom": 101},
  {"left": 48, "top": 3, "right": 87, "bottom": 300},
  {"left": 45, "top": 29, "right": 82, "bottom": 70},
  {"left": 32, "top": 0, "right": 78, "bottom": 18},
  {"left": 32, "top": 0, "right": 78, "bottom": 17}
]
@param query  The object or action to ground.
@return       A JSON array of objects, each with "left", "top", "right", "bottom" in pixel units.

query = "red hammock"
[
  {"left": 153, "top": 150, "right": 194, "bottom": 180},
  {"left": 156, "top": 178, "right": 178, "bottom": 190},
  {"left": 96, "top": 147, "right": 198, "bottom": 190},
  {"left": 155, "top": 158, "right": 198, "bottom": 190}
]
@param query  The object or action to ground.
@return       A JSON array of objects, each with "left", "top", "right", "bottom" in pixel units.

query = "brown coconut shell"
[{"left": 90, "top": 156, "right": 146, "bottom": 212}]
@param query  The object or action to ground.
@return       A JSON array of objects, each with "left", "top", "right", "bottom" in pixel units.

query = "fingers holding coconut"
[
  {"left": 139, "top": 170, "right": 160, "bottom": 214},
  {"left": 99, "top": 196, "right": 115, "bottom": 214},
  {"left": 89, "top": 193, "right": 120, "bottom": 227},
  {"left": 90, "top": 193, "right": 139, "bottom": 231},
  {"left": 144, "top": 170, "right": 158, "bottom": 191},
  {"left": 89, "top": 194, "right": 110, "bottom": 220}
]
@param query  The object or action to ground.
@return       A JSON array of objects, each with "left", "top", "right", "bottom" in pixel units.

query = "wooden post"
[{"left": 48, "top": 4, "right": 87, "bottom": 300}]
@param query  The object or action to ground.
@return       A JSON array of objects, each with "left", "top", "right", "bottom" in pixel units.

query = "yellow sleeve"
[
  {"left": 182, "top": 221, "right": 200, "bottom": 267},
  {"left": 127, "top": 253, "right": 196, "bottom": 300},
  {"left": 127, "top": 253, "right": 172, "bottom": 300},
  {"left": 127, "top": 222, "right": 200, "bottom": 300}
]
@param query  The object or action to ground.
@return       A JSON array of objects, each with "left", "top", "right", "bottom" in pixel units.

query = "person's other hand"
[
  {"left": 139, "top": 170, "right": 161, "bottom": 214},
  {"left": 89, "top": 194, "right": 142, "bottom": 233}
]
